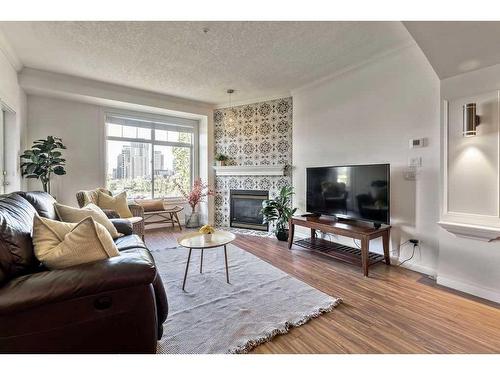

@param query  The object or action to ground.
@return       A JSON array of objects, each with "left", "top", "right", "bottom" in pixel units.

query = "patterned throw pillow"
[
  {"left": 97, "top": 191, "right": 133, "bottom": 218},
  {"left": 54, "top": 202, "right": 121, "bottom": 239},
  {"left": 32, "top": 215, "right": 119, "bottom": 270}
]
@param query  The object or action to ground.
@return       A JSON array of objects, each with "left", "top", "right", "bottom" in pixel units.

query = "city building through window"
[{"left": 105, "top": 112, "right": 197, "bottom": 199}]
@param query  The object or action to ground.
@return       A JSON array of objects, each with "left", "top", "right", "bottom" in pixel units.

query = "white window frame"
[
  {"left": 0, "top": 106, "right": 4, "bottom": 194},
  {"left": 103, "top": 109, "right": 199, "bottom": 200}
]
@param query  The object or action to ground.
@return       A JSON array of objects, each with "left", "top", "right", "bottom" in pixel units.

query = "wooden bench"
[{"left": 143, "top": 205, "right": 183, "bottom": 231}]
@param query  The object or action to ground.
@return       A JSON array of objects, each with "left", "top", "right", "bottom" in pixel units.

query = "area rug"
[
  {"left": 152, "top": 244, "right": 341, "bottom": 354},
  {"left": 217, "top": 226, "right": 275, "bottom": 238}
]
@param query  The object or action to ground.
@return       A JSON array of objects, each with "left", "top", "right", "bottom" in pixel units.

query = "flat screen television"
[{"left": 306, "top": 163, "right": 390, "bottom": 225}]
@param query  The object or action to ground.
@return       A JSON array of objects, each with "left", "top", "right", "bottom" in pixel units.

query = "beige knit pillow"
[
  {"left": 97, "top": 191, "right": 133, "bottom": 218},
  {"left": 33, "top": 215, "right": 119, "bottom": 270},
  {"left": 54, "top": 202, "right": 121, "bottom": 239}
]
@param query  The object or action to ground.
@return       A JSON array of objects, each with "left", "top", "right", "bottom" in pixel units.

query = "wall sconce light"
[{"left": 463, "top": 103, "right": 481, "bottom": 137}]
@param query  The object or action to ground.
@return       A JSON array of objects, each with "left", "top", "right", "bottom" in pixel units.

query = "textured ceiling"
[
  {"left": 404, "top": 21, "right": 500, "bottom": 79},
  {"left": 0, "top": 21, "right": 412, "bottom": 105}
]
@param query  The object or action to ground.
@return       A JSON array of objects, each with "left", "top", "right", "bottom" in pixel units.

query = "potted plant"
[
  {"left": 20, "top": 136, "right": 67, "bottom": 194},
  {"left": 175, "top": 178, "right": 214, "bottom": 228},
  {"left": 199, "top": 224, "right": 215, "bottom": 241},
  {"left": 215, "top": 153, "right": 229, "bottom": 166},
  {"left": 261, "top": 186, "right": 297, "bottom": 241}
]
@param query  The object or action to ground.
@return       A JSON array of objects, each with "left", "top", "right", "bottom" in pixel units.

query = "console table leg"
[
  {"left": 288, "top": 222, "right": 295, "bottom": 249},
  {"left": 382, "top": 231, "right": 391, "bottom": 265},
  {"left": 311, "top": 228, "right": 316, "bottom": 239},
  {"left": 361, "top": 237, "right": 369, "bottom": 277}
]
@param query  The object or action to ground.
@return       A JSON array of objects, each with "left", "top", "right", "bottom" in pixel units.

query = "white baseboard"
[
  {"left": 392, "top": 257, "right": 437, "bottom": 277},
  {"left": 436, "top": 275, "right": 500, "bottom": 304}
]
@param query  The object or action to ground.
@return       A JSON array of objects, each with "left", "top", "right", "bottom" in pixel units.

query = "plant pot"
[
  {"left": 215, "top": 160, "right": 226, "bottom": 167},
  {"left": 186, "top": 211, "right": 200, "bottom": 228},
  {"left": 203, "top": 233, "right": 213, "bottom": 241},
  {"left": 275, "top": 229, "right": 289, "bottom": 242}
]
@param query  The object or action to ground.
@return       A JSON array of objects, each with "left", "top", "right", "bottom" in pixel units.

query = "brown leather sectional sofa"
[{"left": 0, "top": 191, "right": 168, "bottom": 353}]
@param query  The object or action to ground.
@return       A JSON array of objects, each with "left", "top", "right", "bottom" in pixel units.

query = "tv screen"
[{"left": 306, "top": 164, "right": 390, "bottom": 225}]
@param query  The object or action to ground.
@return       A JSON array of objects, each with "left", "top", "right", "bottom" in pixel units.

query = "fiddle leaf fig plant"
[
  {"left": 20, "top": 136, "right": 67, "bottom": 194},
  {"left": 261, "top": 186, "right": 297, "bottom": 241}
]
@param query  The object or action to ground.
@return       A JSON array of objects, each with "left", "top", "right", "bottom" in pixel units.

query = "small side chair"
[{"left": 76, "top": 188, "right": 145, "bottom": 239}]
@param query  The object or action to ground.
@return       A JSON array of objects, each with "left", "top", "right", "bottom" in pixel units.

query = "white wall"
[
  {"left": 23, "top": 69, "right": 214, "bottom": 223},
  {"left": 27, "top": 96, "right": 103, "bottom": 204},
  {"left": 292, "top": 45, "right": 441, "bottom": 275},
  {"left": 0, "top": 47, "right": 26, "bottom": 192},
  {"left": 437, "top": 63, "right": 500, "bottom": 303},
  {"left": 27, "top": 95, "right": 211, "bottom": 224}
]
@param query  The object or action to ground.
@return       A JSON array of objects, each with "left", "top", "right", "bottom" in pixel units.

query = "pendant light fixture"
[{"left": 224, "top": 89, "right": 237, "bottom": 132}]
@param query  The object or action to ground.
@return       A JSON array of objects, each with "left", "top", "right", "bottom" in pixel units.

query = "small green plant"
[
  {"left": 215, "top": 153, "right": 229, "bottom": 162},
  {"left": 20, "top": 136, "right": 67, "bottom": 194},
  {"left": 261, "top": 186, "right": 297, "bottom": 241}
]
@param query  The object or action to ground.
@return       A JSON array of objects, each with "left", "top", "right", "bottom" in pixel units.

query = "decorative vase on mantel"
[{"left": 185, "top": 209, "right": 201, "bottom": 228}]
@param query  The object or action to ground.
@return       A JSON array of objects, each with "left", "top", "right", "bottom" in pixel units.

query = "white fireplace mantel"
[{"left": 213, "top": 165, "right": 286, "bottom": 176}]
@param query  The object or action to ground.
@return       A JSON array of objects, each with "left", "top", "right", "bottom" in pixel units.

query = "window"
[
  {"left": 105, "top": 112, "right": 197, "bottom": 199},
  {"left": 0, "top": 108, "right": 4, "bottom": 194}
]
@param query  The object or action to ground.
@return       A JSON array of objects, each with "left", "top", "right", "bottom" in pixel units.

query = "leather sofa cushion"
[
  {"left": 0, "top": 247, "right": 157, "bottom": 314},
  {"left": 0, "top": 193, "right": 39, "bottom": 284},
  {"left": 17, "top": 191, "right": 58, "bottom": 220},
  {"left": 115, "top": 235, "right": 148, "bottom": 251}
]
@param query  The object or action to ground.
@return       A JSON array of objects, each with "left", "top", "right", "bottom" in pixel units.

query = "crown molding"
[
  {"left": 0, "top": 28, "right": 22, "bottom": 71},
  {"left": 214, "top": 92, "right": 291, "bottom": 109}
]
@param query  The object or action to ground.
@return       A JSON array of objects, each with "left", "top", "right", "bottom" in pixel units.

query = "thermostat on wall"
[{"left": 409, "top": 138, "right": 427, "bottom": 149}]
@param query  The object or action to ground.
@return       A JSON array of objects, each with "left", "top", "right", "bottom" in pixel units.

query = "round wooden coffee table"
[{"left": 177, "top": 231, "right": 236, "bottom": 291}]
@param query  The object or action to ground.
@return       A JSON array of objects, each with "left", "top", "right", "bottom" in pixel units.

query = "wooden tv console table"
[{"left": 288, "top": 216, "right": 391, "bottom": 277}]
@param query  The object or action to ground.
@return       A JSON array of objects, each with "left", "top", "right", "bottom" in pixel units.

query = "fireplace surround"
[
  {"left": 213, "top": 97, "right": 293, "bottom": 228},
  {"left": 230, "top": 190, "right": 269, "bottom": 231}
]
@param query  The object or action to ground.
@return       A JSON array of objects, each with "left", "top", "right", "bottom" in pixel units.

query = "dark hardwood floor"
[{"left": 145, "top": 227, "right": 500, "bottom": 354}]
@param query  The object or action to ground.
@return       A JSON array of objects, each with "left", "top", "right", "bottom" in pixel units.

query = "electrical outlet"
[
  {"left": 409, "top": 239, "right": 419, "bottom": 245},
  {"left": 404, "top": 166, "right": 417, "bottom": 181}
]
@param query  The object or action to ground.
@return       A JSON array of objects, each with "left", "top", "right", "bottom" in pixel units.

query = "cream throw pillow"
[
  {"left": 97, "top": 191, "right": 133, "bottom": 218},
  {"left": 33, "top": 215, "right": 119, "bottom": 270},
  {"left": 54, "top": 202, "right": 121, "bottom": 239}
]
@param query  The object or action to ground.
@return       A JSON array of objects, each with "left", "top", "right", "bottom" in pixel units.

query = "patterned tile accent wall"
[{"left": 213, "top": 97, "right": 293, "bottom": 228}]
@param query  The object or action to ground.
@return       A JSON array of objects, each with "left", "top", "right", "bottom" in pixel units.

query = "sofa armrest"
[
  {"left": 0, "top": 249, "right": 156, "bottom": 314},
  {"left": 110, "top": 218, "right": 133, "bottom": 235},
  {"left": 128, "top": 203, "right": 144, "bottom": 218}
]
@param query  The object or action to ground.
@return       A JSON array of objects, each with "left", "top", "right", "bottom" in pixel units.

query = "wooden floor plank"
[{"left": 145, "top": 228, "right": 500, "bottom": 354}]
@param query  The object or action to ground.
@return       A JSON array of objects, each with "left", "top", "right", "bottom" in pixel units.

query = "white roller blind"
[{"left": 106, "top": 113, "right": 197, "bottom": 133}]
